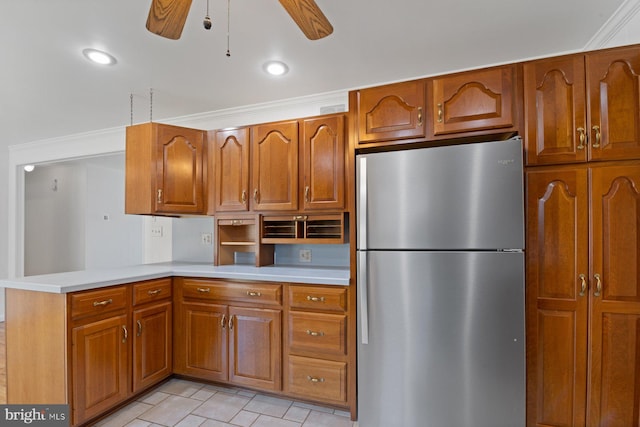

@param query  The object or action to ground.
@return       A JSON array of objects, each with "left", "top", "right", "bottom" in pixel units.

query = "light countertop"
[{"left": 0, "top": 262, "right": 351, "bottom": 294}]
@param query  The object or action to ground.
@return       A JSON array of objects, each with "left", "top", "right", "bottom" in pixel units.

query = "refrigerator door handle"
[
  {"left": 357, "top": 156, "right": 367, "bottom": 250},
  {"left": 357, "top": 251, "right": 369, "bottom": 344}
]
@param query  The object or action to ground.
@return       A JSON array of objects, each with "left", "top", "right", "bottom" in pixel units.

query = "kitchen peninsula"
[{"left": 1, "top": 263, "right": 350, "bottom": 426}]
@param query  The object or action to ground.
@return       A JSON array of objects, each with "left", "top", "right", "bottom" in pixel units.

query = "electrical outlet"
[
  {"left": 150, "top": 226, "right": 163, "bottom": 237},
  {"left": 201, "top": 232, "right": 212, "bottom": 245},
  {"left": 299, "top": 249, "right": 312, "bottom": 262}
]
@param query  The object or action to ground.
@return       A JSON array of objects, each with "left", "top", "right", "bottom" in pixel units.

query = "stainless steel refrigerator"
[{"left": 356, "top": 138, "right": 525, "bottom": 427}]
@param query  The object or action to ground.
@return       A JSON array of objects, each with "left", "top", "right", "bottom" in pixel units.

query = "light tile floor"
[{"left": 96, "top": 378, "right": 359, "bottom": 427}]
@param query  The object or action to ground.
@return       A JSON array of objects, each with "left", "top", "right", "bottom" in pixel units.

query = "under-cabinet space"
[{"left": 261, "top": 213, "right": 346, "bottom": 244}]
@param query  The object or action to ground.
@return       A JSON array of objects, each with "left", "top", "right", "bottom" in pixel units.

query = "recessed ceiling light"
[
  {"left": 82, "top": 48, "right": 117, "bottom": 65},
  {"left": 263, "top": 61, "right": 289, "bottom": 76}
]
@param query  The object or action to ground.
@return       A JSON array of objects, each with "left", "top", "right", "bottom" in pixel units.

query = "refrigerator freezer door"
[
  {"left": 356, "top": 138, "right": 524, "bottom": 250},
  {"left": 357, "top": 251, "right": 525, "bottom": 427}
]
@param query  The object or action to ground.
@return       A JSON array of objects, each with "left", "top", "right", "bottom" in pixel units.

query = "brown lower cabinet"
[
  {"left": 525, "top": 162, "right": 640, "bottom": 426},
  {"left": 173, "top": 278, "right": 282, "bottom": 391},
  {"left": 6, "top": 276, "right": 353, "bottom": 426},
  {"left": 173, "top": 278, "right": 353, "bottom": 411},
  {"left": 6, "top": 278, "right": 173, "bottom": 427}
]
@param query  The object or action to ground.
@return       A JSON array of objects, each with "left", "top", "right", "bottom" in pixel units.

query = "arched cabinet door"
[
  {"left": 431, "top": 64, "right": 516, "bottom": 136},
  {"left": 587, "top": 163, "right": 640, "bottom": 426},
  {"left": 251, "top": 120, "right": 299, "bottom": 211},
  {"left": 356, "top": 80, "right": 426, "bottom": 144},
  {"left": 525, "top": 166, "right": 589, "bottom": 427},
  {"left": 214, "top": 127, "right": 251, "bottom": 212},
  {"left": 125, "top": 122, "right": 205, "bottom": 215},
  {"left": 301, "top": 114, "right": 345, "bottom": 211},
  {"left": 587, "top": 46, "right": 640, "bottom": 162}
]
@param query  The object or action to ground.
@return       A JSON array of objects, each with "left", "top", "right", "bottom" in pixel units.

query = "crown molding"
[{"left": 584, "top": 0, "right": 640, "bottom": 50}]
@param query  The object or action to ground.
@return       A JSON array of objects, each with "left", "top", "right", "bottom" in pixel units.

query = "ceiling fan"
[{"left": 146, "top": 0, "right": 333, "bottom": 40}]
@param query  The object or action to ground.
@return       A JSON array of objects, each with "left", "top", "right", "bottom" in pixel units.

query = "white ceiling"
[{"left": 1, "top": 0, "right": 634, "bottom": 146}]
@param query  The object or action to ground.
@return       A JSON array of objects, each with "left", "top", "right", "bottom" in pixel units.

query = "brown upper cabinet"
[
  {"left": 431, "top": 65, "right": 517, "bottom": 136},
  {"left": 524, "top": 45, "right": 640, "bottom": 165},
  {"left": 301, "top": 114, "right": 345, "bottom": 210},
  {"left": 251, "top": 120, "right": 299, "bottom": 211},
  {"left": 355, "top": 80, "right": 426, "bottom": 144},
  {"left": 212, "top": 114, "right": 346, "bottom": 214},
  {"left": 213, "top": 127, "right": 251, "bottom": 212},
  {"left": 126, "top": 122, "right": 205, "bottom": 215}
]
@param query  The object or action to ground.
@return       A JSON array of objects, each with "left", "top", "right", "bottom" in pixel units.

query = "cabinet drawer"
[
  {"left": 133, "top": 278, "right": 172, "bottom": 306},
  {"left": 289, "top": 312, "right": 346, "bottom": 356},
  {"left": 287, "top": 355, "right": 347, "bottom": 404},
  {"left": 182, "top": 279, "right": 282, "bottom": 305},
  {"left": 70, "top": 286, "right": 128, "bottom": 320},
  {"left": 289, "top": 286, "right": 347, "bottom": 312}
]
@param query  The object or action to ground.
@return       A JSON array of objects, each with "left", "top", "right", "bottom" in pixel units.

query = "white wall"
[
  {"left": 24, "top": 162, "right": 86, "bottom": 275},
  {"left": 85, "top": 158, "right": 144, "bottom": 269}
]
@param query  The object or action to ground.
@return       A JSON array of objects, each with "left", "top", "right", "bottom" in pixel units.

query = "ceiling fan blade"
[
  {"left": 278, "top": 0, "right": 333, "bottom": 40},
  {"left": 146, "top": 0, "right": 193, "bottom": 40}
]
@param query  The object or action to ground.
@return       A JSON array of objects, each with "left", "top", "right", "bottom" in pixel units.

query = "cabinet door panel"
[
  {"left": 215, "top": 128, "right": 250, "bottom": 212},
  {"left": 432, "top": 66, "right": 515, "bottom": 135},
  {"left": 156, "top": 125, "right": 204, "bottom": 213},
  {"left": 175, "top": 302, "right": 228, "bottom": 381},
  {"left": 525, "top": 167, "right": 589, "bottom": 427},
  {"left": 587, "top": 47, "right": 640, "bottom": 161},
  {"left": 302, "top": 115, "right": 345, "bottom": 210},
  {"left": 72, "top": 314, "right": 129, "bottom": 424},
  {"left": 357, "top": 80, "right": 426, "bottom": 143},
  {"left": 229, "top": 306, "right": 281, "bottom": 391},
  {"left": 133, "top": 302, "right": 172, "bottom": 392},
  {"left": 588, "top": 163, "right": 640, "bottom": 426},
  {"left": 251, "top": 121, "right": 298, "bottom": 211},
  {"left": 524, "top": 56, "right": 588, "bottom": 165}
]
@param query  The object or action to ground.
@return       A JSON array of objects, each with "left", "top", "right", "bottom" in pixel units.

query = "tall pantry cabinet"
[{"left": 524, "top": 45, "right": 640, "bottom": 427}]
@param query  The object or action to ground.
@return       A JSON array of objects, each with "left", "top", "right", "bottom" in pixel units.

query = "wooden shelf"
[
  {"left": 215, "top": 214, "right": 274, "bottom": 266},
  {"left": 261, "top": 213, "right": 346, "bottom": 244}
]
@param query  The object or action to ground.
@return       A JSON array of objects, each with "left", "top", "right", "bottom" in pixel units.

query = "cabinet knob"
[
  {"left": 157, "top": 188, "right": 163, "bottom": 203},
  {"left": 437, "top": 103, "right": 443, "bottom": 123},
  {"left": 241, "top": 190, "right": 247, "bottom": 204},
  {"left": 122, "top": 326, "right": 128, "bottom": 343},
  {"left": 417, "top": 106, "right": 423, "bottom": 125},
  {"left": 253, "top": 189, "right": 259, "bottom": 203},
  {"left": 305, "top": 186, "right": 310, "bottom": 203}
]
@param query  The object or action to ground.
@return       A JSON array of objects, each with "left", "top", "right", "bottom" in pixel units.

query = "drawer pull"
[
  {"left": 232, "top": 219, "right": 243, "bottom": 226},
  {"left": 306, "top": 329, "right": 325, "bottom": 337},
  {"left": 147, "top": 289, "right": 162, "bottom": 296},
  {"left": 306, "top": 296, "right": 325, "bottom": 302},
  {"left": 247, "top": 291, "right": 262, "bottom": 297},
  {"left": 122, "top": 326, "right": 128, "bottom": 343},
  {"left": 93, "top": 299, "right": 113, "bottom": 307},
  {"left": 307, "top": 375, "right": 325, "bottom": 383},
  {"left": 197, "top": 287, "right": 211, "bottom": 293}
]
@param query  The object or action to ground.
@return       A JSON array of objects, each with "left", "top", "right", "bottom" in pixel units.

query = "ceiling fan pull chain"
[{"left": 226, "top": 0, "right": 231, "bottom": 57}]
